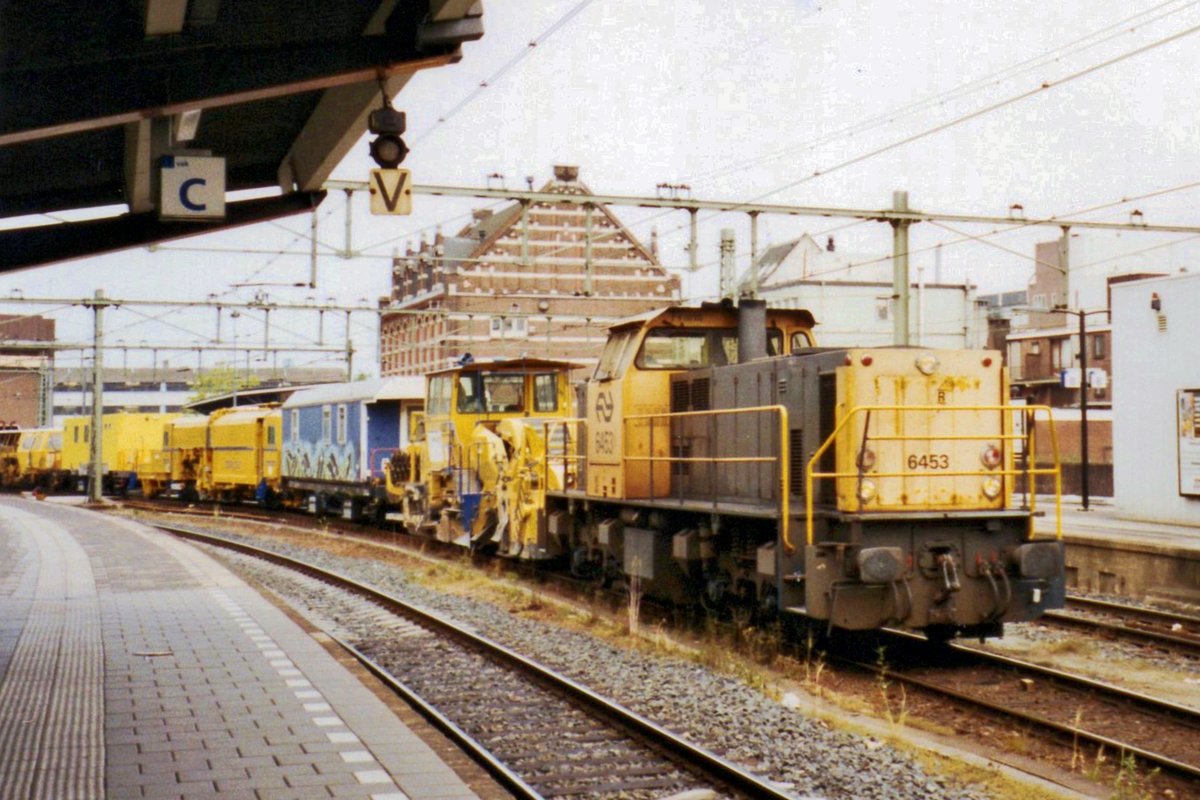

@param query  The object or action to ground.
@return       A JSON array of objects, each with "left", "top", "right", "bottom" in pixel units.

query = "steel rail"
[
  {"left": 876, "top": 629, "right": 1200, "bottom": 782},
  {"left": 1040, "top": 610, "right": 1200, "bottom": 658},
  {"left": 159, "top": 524, "right": 797, "bottom": 800}
]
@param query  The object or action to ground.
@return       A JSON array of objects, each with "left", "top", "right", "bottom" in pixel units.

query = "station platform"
[
  {"left": 1034, "top": 496, "right": 1200, "bottom": 601},
  {"left": 0, "top": 495, "right": 483, "bottom": 800}
]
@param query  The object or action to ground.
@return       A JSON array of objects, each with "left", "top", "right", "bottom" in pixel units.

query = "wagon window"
[
  {"left": 267, "top": 426, "right": 276, "bottom": 446},
  {"left": 533, "top": 373, "right": 558, "bottom": 412},
  {"left": 290, "top": 409, "right": 299, "bottom": 443},
  {"left": 456, "top": 373, "right": 483, "bottom": 413},
  {"left": 336, "top": 404, "right": 347, "bottom": 445},
  {"left": 483, "top": 373, "right": 524, "bottom": 413},
  {"left": 428, "top": 375, "right": 452, "bottom": 416},
  {"left": 322, "top": 405, "right": 331, "bottom": 444}
]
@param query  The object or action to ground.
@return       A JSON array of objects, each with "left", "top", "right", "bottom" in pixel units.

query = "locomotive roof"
[
  {"left": 426, "top": 357, "right": 584, "bottom": 376},
  {"left": 604, "top": 302, "right": 817, "bottom": 331},
  {"left": 282, "top": 376, "right": 425, "bottom": 408}
]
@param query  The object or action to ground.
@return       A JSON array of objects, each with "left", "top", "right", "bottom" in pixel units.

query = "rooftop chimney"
[{"left": 553, "top": 165, "right": 579, "bottom": 182}]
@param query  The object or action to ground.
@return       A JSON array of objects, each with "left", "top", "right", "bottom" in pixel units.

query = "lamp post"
[{"left": 1054, "top": 305, "right": 1108, "bottom": 510}]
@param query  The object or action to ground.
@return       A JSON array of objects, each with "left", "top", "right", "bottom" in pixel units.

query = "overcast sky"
[{"left": 4, "top": 0, "right": 1200, "bottom": 374}]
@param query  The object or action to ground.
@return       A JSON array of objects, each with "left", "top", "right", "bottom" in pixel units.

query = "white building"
[
  {"left": 1112, "top": 272, "right": 1200, "bottom": 525},
  {"left": 738, "top": 234, "right": 986, "bottom": 348}
]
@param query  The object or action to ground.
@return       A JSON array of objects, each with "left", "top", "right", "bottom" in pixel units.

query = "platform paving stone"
[{"left": 0, "top": 498, "right": 479, "bottom": 800}]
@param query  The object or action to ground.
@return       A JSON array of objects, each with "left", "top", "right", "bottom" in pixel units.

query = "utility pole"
[
  {"left": 1078, "top": 308, "right": 1090, "bottom": 511},
  {"left": 891, "top": 190, "right": 911, "bottom": 346},
  {"left": 88, "top": 289, "right": 106, "bottom": 503}
]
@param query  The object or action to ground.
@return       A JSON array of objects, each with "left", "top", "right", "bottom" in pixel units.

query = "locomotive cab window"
[
  {"left": 533, "top": 373, "right": 558, "bottom": 412},
  {"left": 789, "top": 330, "right": 815, "bottom": 350},
  {"left": 594, "top": 330, "right": 637, "bottom": 381},
  {"left": 638, "top": 326, "right": 791, "bottom": 370},
  {"left": 637, "top": 330, "right": 711, "bottom": 369}
]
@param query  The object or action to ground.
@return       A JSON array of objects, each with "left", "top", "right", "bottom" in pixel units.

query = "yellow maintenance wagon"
[{"left": 62, "top": 412, "right": 178, "bottom": 494}]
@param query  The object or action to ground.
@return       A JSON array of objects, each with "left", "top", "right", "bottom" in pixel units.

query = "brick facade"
[
  {"left": 379, "top": 166, "right": 681, "bottom": 376},
  {"left": 0, "top": 314, "right": 55, "bottom": 427}
]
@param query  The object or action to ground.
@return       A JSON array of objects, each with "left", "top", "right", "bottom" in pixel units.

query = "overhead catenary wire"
[
  {"left": 685, "top": 0, "right": 1200, "bottom": 186},
  {"left": 409, "top": 0, "right": 598, "bottom": 148}
]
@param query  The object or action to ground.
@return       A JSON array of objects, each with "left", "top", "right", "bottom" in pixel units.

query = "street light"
[{"left": 1053, "top": 305, "right": 1109, "bottom": 511}]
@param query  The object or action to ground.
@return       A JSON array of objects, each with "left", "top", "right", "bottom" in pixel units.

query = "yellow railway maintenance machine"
[{"left": 386, "top": 357, "right": 581, "bottom": 558}]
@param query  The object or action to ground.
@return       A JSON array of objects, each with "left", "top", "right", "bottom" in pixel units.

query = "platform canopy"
[{"left": 0, "top": 0, "right": 482, "bottom": 272}]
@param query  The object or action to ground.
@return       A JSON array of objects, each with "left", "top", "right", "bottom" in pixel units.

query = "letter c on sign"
[{"left": 180, "top": 178, "right": 207, "bottom": 212}]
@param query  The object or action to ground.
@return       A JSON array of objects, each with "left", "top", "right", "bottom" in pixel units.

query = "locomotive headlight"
[
  {"left": 981, "top": 443, "right": 1002, "bottom": 469},
  {"left": 857, "top": 479, "right": 878, "bottom": 503},
  {"left": 982, "top": 477, "right": 1002, "bottom": 500},
  {"left": 856, "top": 446, "right": 877, "bottom": 470},
  {"left": 914, "top": 353, "right": 940, "bottom": 375}
]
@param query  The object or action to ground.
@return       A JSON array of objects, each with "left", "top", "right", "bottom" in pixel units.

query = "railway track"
[
  {"left": 1037, "top": 595, "right": 1200, "bottom": 658},
  {"left": 864, "top": 629, "right": 1200, "bottom": 784},
  {"left": 159, "top": 522, "right": 794, "bottom": 800},
  {"left": 129, "top": 505, "right": 1200, "bottom": 793}
]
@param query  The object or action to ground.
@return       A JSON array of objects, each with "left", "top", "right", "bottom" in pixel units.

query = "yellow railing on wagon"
[
  {"left": 804, "top": 404, "right": 1061, "bottom": 546},
  {"left": 541, "top": 418, "right": 587, "bottom": 492},
  {"left": 621, "top": 405, "right": 795, "bottom": 553}
]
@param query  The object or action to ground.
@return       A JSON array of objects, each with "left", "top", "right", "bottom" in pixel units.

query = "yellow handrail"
[
  {"left": 623, "top": 405, "right": 793, "bottom": 553},
  {"left": 805, "top": 404, "right": 1061, "bottom": 545}
]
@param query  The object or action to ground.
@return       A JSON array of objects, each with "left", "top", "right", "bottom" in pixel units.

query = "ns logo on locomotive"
[{"left": 1, "top": 300, "right": 1065, "bottom": 642}]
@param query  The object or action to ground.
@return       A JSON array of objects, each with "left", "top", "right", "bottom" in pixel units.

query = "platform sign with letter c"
[{"left": 160, "top": 155, "right": 226, "bottom": 220}]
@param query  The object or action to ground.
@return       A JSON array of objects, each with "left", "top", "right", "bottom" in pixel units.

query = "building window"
[
  {"left": 1030, "top": 341, "right": 1041, "bottom": 355},
  {"left": 322, "top": 405, "right": 331, "bottom": 444},
  {"left": 1050, "top": 339, "right": 1062, "bottom": 370},
  {"left": 1093, "top": 335, "right": 1105, "bottom": 360},
  {"left": 336, "top": 404, "right": 348, "bottom": 445},
  {"left": 489, "top": 316, "right": 528, "bottom": 339},
  {"left": 1032, "top": 294, "right": 1046, "bottom": 309}
]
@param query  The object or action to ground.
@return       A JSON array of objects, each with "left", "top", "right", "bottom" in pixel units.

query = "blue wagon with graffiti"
[{"left": 281, "top": 377, "right": 424, "bottom": 519}]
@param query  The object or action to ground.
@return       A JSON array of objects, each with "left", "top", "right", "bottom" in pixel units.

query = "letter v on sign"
[{"left": 369, "top": 168, "right": 413, "bottom": 215}]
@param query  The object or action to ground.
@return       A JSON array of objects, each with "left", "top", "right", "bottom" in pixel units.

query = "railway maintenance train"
[
  {"left": 0, "top": 300, "right": 1065, "bottom": 640},
  {"left": 382, "top": 300, "right": 1065, "bottom": 640}
]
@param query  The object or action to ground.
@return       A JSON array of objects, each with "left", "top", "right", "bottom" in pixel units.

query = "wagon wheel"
[{"left": 730, "top": 581, "right": 758, "bottom": 629}]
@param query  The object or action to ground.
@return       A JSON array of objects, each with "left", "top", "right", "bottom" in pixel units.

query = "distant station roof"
[
  {"left": 184, "top": 383, "right": 323, "bottom": 415},
  {"left": 0, "top": 1, "right": 482, "bottom": 273}
]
